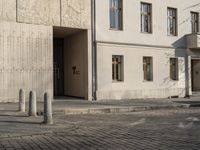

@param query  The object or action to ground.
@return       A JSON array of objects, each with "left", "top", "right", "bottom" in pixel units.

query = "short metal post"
[
  {"left": 28, "top": 91, "right": 37, "bottom": 117},
  {"left": 44, "top": 93, "right": 53, "bottom": 124},
  {"left": 19, "top": 89, "right": 25, "bottom": 112}
]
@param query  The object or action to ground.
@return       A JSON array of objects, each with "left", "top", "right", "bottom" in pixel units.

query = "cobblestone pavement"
[{"left": 0, "top": 108, "right": 200, "bottom": 150}]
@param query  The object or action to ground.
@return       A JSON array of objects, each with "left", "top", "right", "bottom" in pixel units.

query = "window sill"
[
  {"left": 170, "top": 79, "right": 179, "bottom": 81},
  {"left": 109, "top": 28, "right": 123, "bottom": 31},
  {"left": 112, "top": 80, "right": 124, "bottom": 83},
  {"left": 143, "top": 80, "right": 153, "bottom": 82},
  {"left": 140, "top": 31, "right": 153, "bottom": 34},
  {"left": 167, "top": 34, "right": 178, "bottom": 37}
]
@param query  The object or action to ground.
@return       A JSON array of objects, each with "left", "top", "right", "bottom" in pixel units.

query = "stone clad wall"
[
  {"left": 16, "top": 0, "right": 91, "bottom": 29},
  {"left": 61, "top": 0, "right": 91, "bottom": 29},
  {"left": 0, "top": 21, "right": 53, "bottom": 102},
  {"left": 0, "top": 0, "right": 91, "bottom": 101},
  {"left": 0, "top": 0, "right": 91, "bottom": 29},
  {"left": 0, "top": 0, "right": 16, "bottom": 22},
  {"left": 17, "top": 0, "right": 60, "bottom": 26}
]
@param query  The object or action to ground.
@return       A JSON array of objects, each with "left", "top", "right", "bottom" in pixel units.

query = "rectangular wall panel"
[
  {"left": 0, "top": 21, "right": 53, "bottom": 102},
  {"left": 17, "top": 0, "right": 60, "bottom": 26},
  {"left": 0, "top": 0, "right": 16, "bottom": 22},
  {"left": 61, "top": 0, "right": 91, "bottom": 29}
]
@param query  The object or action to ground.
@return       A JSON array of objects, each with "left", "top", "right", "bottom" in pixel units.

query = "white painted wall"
[
  {"left": 95, "top": 0, "right": 200, "bottom": 47},
  {"left": 96, "top": 43, "right": 185, "bottom": 100},
  {"left": 95, "top": 0, "right": 200, "bottom": 100}
]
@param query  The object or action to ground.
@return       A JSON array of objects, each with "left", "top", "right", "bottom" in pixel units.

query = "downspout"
[{"left": 91, "top": 0, "right": 97, "bottom": 100}]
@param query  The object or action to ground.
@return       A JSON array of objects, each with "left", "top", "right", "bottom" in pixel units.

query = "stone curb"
[
  {"left": 0, "top": 103, "right": 194, "bottom": 116},
  {"left": 60, "top": 104, "right": 191, "bottom": 115}
]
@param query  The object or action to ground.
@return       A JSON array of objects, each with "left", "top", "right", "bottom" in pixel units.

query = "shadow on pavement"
[
  {"left": 0, "top": 120, "right": 43, "bottom": 125},
  {"left": 0, "top": 110, "right": 18, "bottom": 112},
  {"left": 174, "top": 101, "right": 200, "bottom": 107},
  {"left": 0, "top": 114, "right": 29, "bottom": 117}
]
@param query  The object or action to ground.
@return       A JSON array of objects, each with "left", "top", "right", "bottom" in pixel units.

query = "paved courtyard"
[{"left": 0, "top": 108, "right": 199, "bottom": 150}]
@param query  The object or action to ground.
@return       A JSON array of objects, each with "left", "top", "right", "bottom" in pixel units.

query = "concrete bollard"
[
  {"left": 44, "top": 93, "right": 53, "bottom": 124},
  {"left": 28, "top": 91, "right": 37, "bottom": 117},
  {"left": 19, "top": 89, "right": 25, "bottom": 112}
]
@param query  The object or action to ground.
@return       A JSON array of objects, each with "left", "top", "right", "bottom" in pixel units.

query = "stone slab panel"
[
  {"left": 17, "top": 0, "right": 60, "bottom": 26},
  {"left": 0, "top": 20, "right": 53, "bottom": 102},
  {"left": 61, "top": 0, "right": 91, "bottom": 29},
  {"left": 0, "top": 0, "right": 16, "bottom": 22}
]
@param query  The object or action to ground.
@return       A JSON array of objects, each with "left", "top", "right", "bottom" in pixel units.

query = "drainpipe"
[{"left": 91, "top": 0, "right": 97, "bottom": 100}]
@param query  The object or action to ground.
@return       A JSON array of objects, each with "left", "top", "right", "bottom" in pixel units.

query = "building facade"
[
  {"left": 0, "top": 0, "right": 92, "bottom": 102},
  {"left": 0, "top": 0, "right": 199, "bottom": 102},
  {"left": 94, "top": 0, "right": 200, "bottom": 100}
]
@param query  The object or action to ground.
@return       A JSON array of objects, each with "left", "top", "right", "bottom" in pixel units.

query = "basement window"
[
  {"left": 143, "top": 57, "right": 153, "bottom": 81},
  {"left": 112, "top": 55, "right": 123, "bottom": 82},
  {"left": 170, "top": 58, "right": 179, "bottom": 80}
]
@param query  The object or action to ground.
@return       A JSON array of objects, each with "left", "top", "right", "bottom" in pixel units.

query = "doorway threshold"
[{"left": 54, "top": 96, "right": 85, "bottom": 101}]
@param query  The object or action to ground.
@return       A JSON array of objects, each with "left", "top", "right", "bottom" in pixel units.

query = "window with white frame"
[
  {"left": 143, "top": 57, "right": 153, "bottom": 81},
  {"left": 110, "top": 0, "right": 123, "bottom": 30},
  {"left": 167, "top": 7, "right": 177, "bottom": 36},
  {"left": 112, "top": 55, "right": 123, "bottom": 81},
  {"left": 191, "top": 12, "right": 199, "bottom": 33},
  {"left": 141, "top": 2, "right": 152, "bottom": 33},
  {"left": 170, "top": 58, "right": 179, "bottom": 80}
]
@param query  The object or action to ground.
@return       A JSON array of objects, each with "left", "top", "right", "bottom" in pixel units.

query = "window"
[
  {"left": 112, "top": 56, "right": 123, "bottom": 81},
  {"left": 143, "top": 57, "right": 153, "bottom": 81},
  {"left": 170, "top": 58, "right": 179, "bottom": 80},
  {"left": 110, "top": 0, "right": 123, "bottom": 30},
  {"left": 141, "top": 2, "right": 152, "bottom": 33},
  {"left": 191, "top": 12, "right": 199, "bottom": 33},
  {"left": 167, "top": 8, "right": 177, "bottom": 36}
]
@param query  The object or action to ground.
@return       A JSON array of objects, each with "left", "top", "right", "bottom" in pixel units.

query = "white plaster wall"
[
  {"left": 0, "top": 21, "right": 53, "bottom": 102},
  {"left": 95, "top": 0, "right": 200, "bottom": 47},
  {"left": 95, "top": 0, "right": 200, "bottom": 100},
  {"left": 96, "top": 43, "right": 186, "bottom": 100}
]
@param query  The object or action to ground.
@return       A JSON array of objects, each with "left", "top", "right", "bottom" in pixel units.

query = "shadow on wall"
[
  {"left": 172, "top": 36, "right": 187, "bottom": 49},
  {"left": 174, "top": 36, "right": 188, "bottom": 97},
  {"left": 184, "top": 3, "right": 200, "bottom": 10},
  {"left": 159, "top": 36, "right": 187, "bottom": 94}
]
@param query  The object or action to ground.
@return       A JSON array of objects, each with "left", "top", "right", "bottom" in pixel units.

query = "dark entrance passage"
[
  {"left": 53, "top": 38, "right": 64, "bottom": 96},
  {"left": 191, "top": 59, "right": 200, "bottom": 91},
  {"left": 53, "top": 27, "right": 89, "bottom": 100}
]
